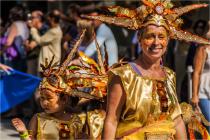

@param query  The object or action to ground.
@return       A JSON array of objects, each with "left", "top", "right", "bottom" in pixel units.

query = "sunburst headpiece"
[{"left": 82, "top": 0, "right": 210, "bottom": 45}]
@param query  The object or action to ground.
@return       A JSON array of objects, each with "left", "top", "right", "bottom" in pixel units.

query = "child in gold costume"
[
  {"left": 83, "top": 0, "right": 210, "bottom": 139},
  {"left": 12, "top": 30, "right": 106, "bottom": 140}
]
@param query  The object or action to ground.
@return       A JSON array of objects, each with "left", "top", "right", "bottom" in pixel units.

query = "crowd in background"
[{"left": 0, "top": 1, "right": 209, "bottom": 122}]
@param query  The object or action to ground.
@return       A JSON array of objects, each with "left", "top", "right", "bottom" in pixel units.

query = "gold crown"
[{"left": 82, "top": 0, "right": 210, "bottom": 45}]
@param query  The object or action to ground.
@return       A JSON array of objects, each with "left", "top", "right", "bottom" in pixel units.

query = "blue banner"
[{"left": 0, "top": 70, "right": 41, "bottom": 113}]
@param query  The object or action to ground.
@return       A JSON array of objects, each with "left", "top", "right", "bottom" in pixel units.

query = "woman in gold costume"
[
  {"left": 105, "top": 24, "right": 186, "bottom": 140},
  {"left": 83, "top": 0, "right": 210, "bottom": 139}
]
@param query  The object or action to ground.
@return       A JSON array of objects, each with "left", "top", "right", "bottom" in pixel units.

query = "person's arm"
[
  {"left": 30, "top": 27, "right": 55, "bottom": 46},
  {"left": 102, "top": 75, "right": 126, "bottom": 140},
  {"left": 11, "top": 118, "right": 31, "bottom": 140},
  {"left": 28, "top": 114, "right": 38, "bottom": 140},
  {"left": 0, "top": 63, "right": 13, "bottom": 72},
  {"left": 5, "top": 23, "right": 17, "bottom": 46},
  {"left": 174, "top": 115, "right": 187, "bottom": 140},
  {"left": 191, "top": 46, "right": 206, "bottom": 107},
  {"left": 24, "top": 40, "right": 37, "bottom": 51}
]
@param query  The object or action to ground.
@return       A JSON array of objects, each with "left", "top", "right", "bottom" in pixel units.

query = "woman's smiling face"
[{"left": 139, "top": 25, "right": 169, "bottom": 61}]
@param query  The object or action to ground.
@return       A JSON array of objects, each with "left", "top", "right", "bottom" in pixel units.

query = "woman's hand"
[
  {"left": 191, "top": 96, "right": 199, "bottom": 108},
  {"left": 24, "top": 40, "right": 37, "bottom": 51}
]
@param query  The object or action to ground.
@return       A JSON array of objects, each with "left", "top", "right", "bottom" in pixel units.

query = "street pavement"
[{"left": 0, "top": 118, "right": 22, "bottom": 140}]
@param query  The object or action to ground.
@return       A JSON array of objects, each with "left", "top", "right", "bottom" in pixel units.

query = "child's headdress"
[{"left": 39, "top": 30, "right": 108, "bottom": 100}]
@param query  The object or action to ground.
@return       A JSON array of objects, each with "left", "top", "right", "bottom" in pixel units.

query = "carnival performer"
[
  {"left": 83, "top": 0, "right": 210, "bottom": 139},
  {"left": 11, "top": 88, "right": 83, "bottom": 140},
  {"left": 11, "top": 30, "right": 106, "bottom": 140}
]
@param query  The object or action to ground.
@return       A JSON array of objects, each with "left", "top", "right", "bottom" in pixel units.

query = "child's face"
[{"left": 40, "top": 89, "right": 64, "bottom": 114}]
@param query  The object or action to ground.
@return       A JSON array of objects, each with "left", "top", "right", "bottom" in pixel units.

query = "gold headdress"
[
  {"left": 39, "top": 29, "right": 108, "bottom": 100},
  {"left": 82, "top": 0, "right": 210, "bottom": 45}
]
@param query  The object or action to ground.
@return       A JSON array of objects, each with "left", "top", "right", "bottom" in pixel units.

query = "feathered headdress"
[{"left": 82, "top": 0, "right": 210, "bottom": 45}]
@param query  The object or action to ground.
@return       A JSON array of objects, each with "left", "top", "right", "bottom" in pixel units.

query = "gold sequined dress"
[
  {"left": 36, "top": 109, "right": 105, "bottom": 140},
  {"left": 108, "top": 64, "right": 182, "bottom": 140}
]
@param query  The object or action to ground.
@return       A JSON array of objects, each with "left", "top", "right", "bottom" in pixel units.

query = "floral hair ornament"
[
  {"left": 82, "top": 0, "right": 210, "bottom": 45},
  {"left": 39, "top": 29, "right": 109, "bottom": 100}
]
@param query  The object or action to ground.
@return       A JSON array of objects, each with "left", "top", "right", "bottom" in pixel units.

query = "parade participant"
[
  {"left": 11, "top": 30, "right": 106, "bottom": 140},
  {"left": 12, "top": 89, "right": 82, "bottom": 140},
  {"left": 83, "top": 0, "right": 210, "bottom": 139}
]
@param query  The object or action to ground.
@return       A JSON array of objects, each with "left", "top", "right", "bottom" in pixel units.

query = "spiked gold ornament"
[
  {"left": 82, "top": 0, "right": 210, "bottom": 45},
  {"left": 39, "top": 29, "right": 110, "bottom": 100}
]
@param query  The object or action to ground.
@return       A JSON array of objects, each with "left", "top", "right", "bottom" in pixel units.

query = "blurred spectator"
[
  {"left": 180, "top": 20, "right": 207, "bottom": 102},
  {"left": 30, "top": 10, "right": 62, "bottom": 74},
  {"left": 1, "top": 5, "right": 29, "bottom": 72},
  {"left": 109, "top": 26, "right": 134, "bottom": 61},
  {"left": 77, "top": 19, "right": 94, "bottom": 52},
  {"left": 130, "top": 31, "right": 141, "bottom": 61},
  {"left": 25, "top": 10, "right": 48, "bottom": 76},
  {"left": 0, "top": 17, "right": 5, "bottom": 36},
  {"left": 84, "top": 11, "right": 118, "bottom": 66},
  {"left": 24, "top": 11, "right": 49, "bottom": 115},
  {"left": 175, "top": 17, "right": 193, "bottom": 101},
  {"left": 0, "top": 5, "right": 30, "bottom": 118},
  {"left": 191, "top": 21, "right": 210, "bottom": 133},
  {"left": 62, "top": 4, "right": 80, "bottom": 50},
  {"left": 61, "top": 4, "right": 81, "bottom": 61},
  {"left": 186, "top": 20, "right": 207, "bottom": 68}
]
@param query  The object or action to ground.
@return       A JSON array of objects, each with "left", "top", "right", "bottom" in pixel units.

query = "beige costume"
[{"left": 31, "top": 26, "right": 62, "bottom": 72}]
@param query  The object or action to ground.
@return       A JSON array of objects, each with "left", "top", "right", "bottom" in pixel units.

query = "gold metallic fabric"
[
  {"left": 87, "top": 109, "right": 106, "bottom": 139},
  {"left": 108, "top": 64, "right": 182, "bottom": 139},
  {"left": 37, "top": 113, "right": 86, "bottom": 140},
  {"left": 39, "top": 29, "right": 108, "bottom": 100},
  {"left": 36, "top": 110, "right": 105, "bottom": 140}
]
